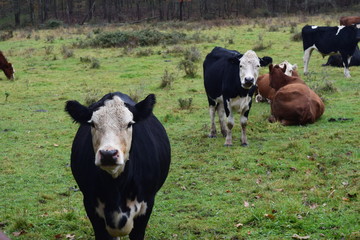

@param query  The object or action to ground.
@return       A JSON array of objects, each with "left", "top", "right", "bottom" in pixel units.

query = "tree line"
[{"left": 1, "top": 0, "right": 359, "bottom": 27}]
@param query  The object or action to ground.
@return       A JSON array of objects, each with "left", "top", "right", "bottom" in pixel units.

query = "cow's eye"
[{"left": 127, "top": 121, "right": 134, "bottom": 129}]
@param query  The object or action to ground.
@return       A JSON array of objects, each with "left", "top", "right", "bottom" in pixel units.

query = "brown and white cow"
[
  {"left": 340, "top": 16, "right": 360, "bottom": 26},
  {"left": 268, "top": 64, "right": 325, "bottom": 126},
  {"left": 0, "top": 51, "right": 15, "bottom": 80},
  {"left": 255, "top": 61, "right": 298, "bottom": 103}
]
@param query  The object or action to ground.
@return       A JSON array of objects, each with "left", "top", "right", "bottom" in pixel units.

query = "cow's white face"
[
  {"left": 279, "top": 60, "right": 298, "bottom": 76},
  {"left": 89, "top": 96, "right": 134, "bottom": 178},
  {"left": 239, "top": 50, "right": 261, "bottom": 89}
]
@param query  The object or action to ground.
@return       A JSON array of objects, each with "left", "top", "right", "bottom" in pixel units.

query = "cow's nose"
[
  {"left": 99, "top": 149, "right": 119, "bottom": 165},
  {"left": 245, "top": 77, "right": 254, "bottom": 84}
]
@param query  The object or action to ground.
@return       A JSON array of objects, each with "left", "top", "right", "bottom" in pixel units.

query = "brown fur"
[
  {"left": 0, "top": 51, "right": 14, "bottom": 80},
  {"left": 256, "top": 62, "right": 298, "bottom": 102},
  {"left": 340, "top": 16, "right": 360, "bottom": 26},
  {"left": 268, "top": 64, "right": 325, "bottom": 125}
]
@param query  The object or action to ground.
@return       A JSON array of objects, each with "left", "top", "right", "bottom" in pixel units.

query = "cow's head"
[
  {"left": 65, "top": 94, "right": 156, "bottom": 178},
  {"left": 231, "top": 50, "right": 272, "bottom": 89},
  {"left": 2, "top": 63, "right": 15, "bottom": 80},
  {"left": 278, "top": 60, "right": 298, "bottom": 76},
  {"left": 0, "top": 52, "right": 15, "bottom": 80},
  {"left": 269, "top": 64, "right": 291, "bottom": 90}
]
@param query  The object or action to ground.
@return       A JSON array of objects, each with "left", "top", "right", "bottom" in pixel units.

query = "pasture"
[{"left": 0, "top": 15, "right": 359, "bottom": 239}]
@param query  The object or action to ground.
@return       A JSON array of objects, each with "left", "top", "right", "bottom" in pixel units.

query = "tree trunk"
[
  {"left": 14, "top": 0, "right": 21, "bottom": 27},
  {"left": 179, "top": 0, "right": 183, "bottom": 21}
]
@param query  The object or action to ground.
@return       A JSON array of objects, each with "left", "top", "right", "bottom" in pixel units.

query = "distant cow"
[
  {"left": 0, "top": 51, "right": 14, "bottom": 80},
  {"left": 203, "top": 46, "right": 272, "bottom": 146},
  {"left": 65, "top": 92, "right": 171, "bottom": 240},
  {"left": 268, "top": 64, "right": 325, "bottom": 125},
  {"left": 256, "top": 60, "right": 298, "bottom": 103},
  {"left": 340, "top": 16, "right": 360, "bottom": 26},
  {"left": 302, "top": 24, "right": 360, "bottom": 77},
  {"left": 323, "top": 46, "right": 360, "bottom": 67}
]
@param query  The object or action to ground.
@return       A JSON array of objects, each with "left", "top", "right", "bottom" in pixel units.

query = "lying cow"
[
  {"left": 65, "top": 92, "right": 171, "bottom": 240},
  {"left": 268, "top": 64, "right": 325, "bottom": 125},
  {"left": 340, "top": 16, "right": 360, "bottom": 26},
  {"left": 322, "top": 46, "right": 360, "bottom": 67},
  {"left": 256, "top": 60, "right": 298, "bottom": 103},
  {"left": 203, "top": 46, "right": 272, "bottom": 146},
  {"left": 302, "top": 24, "right": 360, "bottom": 78},
  {"left": 0, "top": 51, "right": 15, "bottom": 80}
]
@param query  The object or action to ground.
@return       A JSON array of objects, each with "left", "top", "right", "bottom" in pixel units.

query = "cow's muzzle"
[
  {"left": 99, "top": 149, "right": 119, "bottom": 165},
  {"left": 243, "top": 77, "right": 254, "bottom": 89}
]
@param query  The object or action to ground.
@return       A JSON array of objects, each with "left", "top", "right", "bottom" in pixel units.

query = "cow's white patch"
[
  {"left": 229, "top": 96, "right": 251, "bottom": 115},
  {"left": 90, "top": 96, "right": 134, "bottom": 178},
  {"left": 278, "top": 60, "right": 297, "bottom": 76},
  {"left": 95, "top": 198, "right": 148, "bottom": 237},
  {"left": 336, "top": 26, "right": 345, "bottom": 35},
  {"left": 239, "top": 50, "right": 260, "bottom": 89},
  {"left": 311, "top": 26, "right": 318, "bottom": 29}
]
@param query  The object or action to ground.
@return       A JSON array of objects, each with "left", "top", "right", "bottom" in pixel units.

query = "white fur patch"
[
  {"left": 336, "top": 26, "right": 345, "bottom": 35},
  {"left": 95, "top": 198, "right": 148, "bottom": 237},
  {"left": 311, "top": 26, "right": 318, "bottom": 29}
]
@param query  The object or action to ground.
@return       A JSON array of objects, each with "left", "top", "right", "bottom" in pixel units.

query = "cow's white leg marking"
[
  {"left": 240, "top": 116, "right": 248, "bottom": 146},
  {"left": 225, "top": 111, "right": 234, "bottom": 146},
  {"left": 344, "top": 67, "right": 351, "bottom": 78},
  {"left": 217, "top": 102, "right": 227, "bottom": 137},
  {"left": 209, "top": 105, "right": 217, "bottom": 137},
  {"left": 303, "top": 45, "right": 315, "bottom": 75},
  {"left": 95, "top": 198, "right": 147, "bottom": 237}
]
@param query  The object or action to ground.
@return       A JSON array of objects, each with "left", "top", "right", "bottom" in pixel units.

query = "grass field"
[{"left": 0, "top": 14, "right": 359, "bottom": 240}]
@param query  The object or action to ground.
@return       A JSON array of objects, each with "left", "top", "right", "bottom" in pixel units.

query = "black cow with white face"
[
  {"left": 203, "top": 47, "right": 272, "bottom": 146},
  {"left": 302, "top": 24, "right": 360, "bottom": 77},
  {"left": 65, "top": 92, "right": 171, "bottom": 240}
]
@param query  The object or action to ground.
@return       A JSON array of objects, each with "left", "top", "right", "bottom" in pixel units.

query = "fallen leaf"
[
  {"left": 256, "top": 178, "right": 262, "bottom": 184},
  {"left": 66, "top": 234, "right": 76, "bottom": 240},
  {"left": 272, "top": 209, "right": 277, "bottom": 213},
  {"left": 235, "top": 223, "right": 243, "bottom": 228},
  {"left": 53, "top": 144, "right": 59, "bottom": 147},
  {"left": 226, "top": 190, "right": 231, "bottom": 193},
  {"left": 292, "top": 234, "right": 310, "bottom": 239},
  {"left": 274, "top": 188, "right": 284, "bottom": 192},
  {"left": 309, "top": 203, "right": 318, "bottom": 209},
  {"left": 12, "top": 230, "right": 26, "bottom": 237},
  {"left": 244, "top": 201, "right": 250, "bottom": 208},
  {"left": 55, "top": 234, "right": 62, "bottom": 239},
  {"left": 342, "top": 197, "right": 350, "bottom": 202},
  {"left": 264, "top": 213, "right": 275, "bottom": 220}
]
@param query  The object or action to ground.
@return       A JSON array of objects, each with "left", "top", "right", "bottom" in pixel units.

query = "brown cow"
[
  {"left": 268, "top": 64, "right": 325, "bottom": 126},
  {"left": 256, "top": 61, "right": 298, "bottom": 103},
  {"left": 340, "top": 16, "right": 360, "bottom": 26},
  {"left": 0, "top": 51, "right": 15, "bottom": 80}
]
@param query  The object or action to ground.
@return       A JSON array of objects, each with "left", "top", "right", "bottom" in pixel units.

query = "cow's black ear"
[
  {"left": 269, "top": 64, "right": 273, "bottom": 72},
  {"left": 65, "top": 100, "right": 93, "bottom": 124},
  {"left": 228, "top": 55, "right": 241, "bottom": 64},
  {"left": 132, "top": 94, "right": 156, "bottom": 122},
  {"left": 260, "top": 56, "right": 273, "bottom": 67}
]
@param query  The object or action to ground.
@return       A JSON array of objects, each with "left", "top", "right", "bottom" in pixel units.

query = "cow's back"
[{"left": 271, "top": 84, "right": 324, "bottom": 125}]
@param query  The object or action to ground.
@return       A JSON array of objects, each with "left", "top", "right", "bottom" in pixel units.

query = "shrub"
[
  {"left": 0, "top": 31, "right": 13, "bottom": 41},
  {"left": 178, "top": 46, "right": 201, "bottom": 78},
  {"left": 45, "top": 19, "right": 63, "bottom": 29},
  {"left": 44, "top": 46, "right": 54, "bottom": 55},
  {"left": 178, "top": 97, "right": 193, "bottom": 110},
  {"left": 61, "top": 45, "right": 74, "bottom": 58},
  {"left": 160, "top": 69, "right": 175, "bottom": 89},
  {"left": 135, "top": 48, "right": 154, "bottom": 57},
  {"left": 90, "top": 58, "right": 100, "bottom": 69},
  {"left": 291, "top": 32, "right": 302, "bottom": 42}
]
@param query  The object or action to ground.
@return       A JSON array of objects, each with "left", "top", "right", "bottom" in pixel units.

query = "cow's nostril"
[
  {"left": 245, "top": 77, "right": 254, "bottom": 83},
  {"left": 99, "top": 150, "right": 119, "bottom": 164}
]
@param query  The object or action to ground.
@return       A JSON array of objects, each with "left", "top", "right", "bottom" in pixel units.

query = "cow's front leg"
[
  {"left": 303, "top": 47, "right": 314, "bottom": 75},
  {"left": 224, "top": 114, "right": 234, "bottom": 146},
  {"left": 240, "top": 115, "right": 248, "bottom": 146}
]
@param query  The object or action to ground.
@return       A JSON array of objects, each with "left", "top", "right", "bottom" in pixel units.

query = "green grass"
[{"left": 0, "top": 15, "right": 359, "bottom": 240}]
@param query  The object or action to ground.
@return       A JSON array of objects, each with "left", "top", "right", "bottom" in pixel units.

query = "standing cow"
[
  {"left": 203, "top": 47, "right": 272, "bottom": 146},
  {"left": 0, "top": 51, "right": 15, "bottom": 80},
  {"left": 65, "top": 92, "right": 171, "bottom": 240},
  {"left": 302, "top": 24, "right": 360, "bottom": 78}
]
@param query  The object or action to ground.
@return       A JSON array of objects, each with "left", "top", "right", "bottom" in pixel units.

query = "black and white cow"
[
  {"left": 203, "top": 47, "right": 272, "bottom": 146},
  {"left": 65, "top": 92, "right": 171, "bottom": 240},
  {"left": 302, "top": 24, "right": 360, "bottom": 77},
  {"left": 322, "top": 45, "right": 360, "bottom": 68}
]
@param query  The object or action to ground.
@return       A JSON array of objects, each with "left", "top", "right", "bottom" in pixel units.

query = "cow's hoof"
[
  {"left": 208, "top": 134, "right": 217, "bottom": 138},
  {"left": 241, "top": 143, "right": 248, "bottom": 147},
  {"left": 224, "top": 143, "right": 233, "bottom": 147}
]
